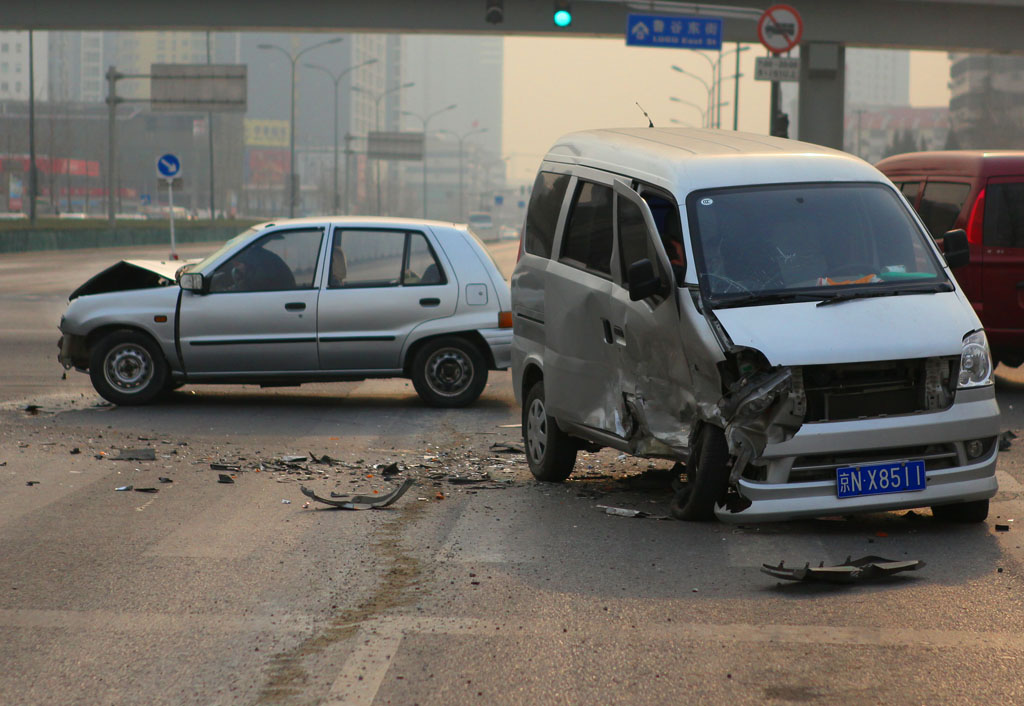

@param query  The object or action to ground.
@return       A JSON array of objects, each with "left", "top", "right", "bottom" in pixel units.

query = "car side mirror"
[
  {"left": 179, "top": 272, "right": 205, "bottom": 293},
  {"left": 628, "top": 259, "right": 661, "bottom": 301},
  {"left": 942, "top": 229, "right": 970, "bottom": 270}
]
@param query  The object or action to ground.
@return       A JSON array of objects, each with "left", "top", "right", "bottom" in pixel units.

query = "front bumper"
[
  {"left": 716, "top": 386, "right": 1001, "bottom": 523},
  {"left": 479, "top": 327, "right": 512, "bottom": 370}
]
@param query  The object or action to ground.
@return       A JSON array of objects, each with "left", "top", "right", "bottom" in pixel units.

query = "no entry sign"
[{"left": 757, "top": 4, "right": 803, "bottom": 54}]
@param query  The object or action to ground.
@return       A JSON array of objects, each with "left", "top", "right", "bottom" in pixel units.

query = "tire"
[
  {"left": 931, "top": 499, "right": 989, "bottom": 523},
  {"left": 670, "top": 424, "right": 731, "bottom": 521},
  {"left": 522, "top": 380, "right": 577, "bottom": 482},
  {"left": 88, "top": 329, "right": 168, "bottom": 406},
  {"left": 411, "top": 337, "right": 488, "bottom": 408}
]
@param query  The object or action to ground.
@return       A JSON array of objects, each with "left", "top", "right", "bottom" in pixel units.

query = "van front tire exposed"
[
  {"left": 671, "top": 424, "right": 731, "bottom": 521},
  {"left": 523, "top": 381, "right": 577, "bottom": 482}
]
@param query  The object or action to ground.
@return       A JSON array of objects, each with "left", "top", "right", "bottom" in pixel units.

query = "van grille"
[
  {"left": 800, "top": 357, "right": 957, "bottom": 423},
  {"left": 788, "top": 443, "right": 959, "bottom": 483}
]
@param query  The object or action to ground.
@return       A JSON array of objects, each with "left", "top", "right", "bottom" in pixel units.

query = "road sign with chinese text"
[
  {"left": 754, "top": 56, "right": 800, "bottom": 82},
  {"left": 626, "top": 14, "right": 723, "bottom": 50}
]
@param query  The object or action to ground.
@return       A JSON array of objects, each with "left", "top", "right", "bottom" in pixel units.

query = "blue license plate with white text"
[{"left": 836, "top": 460, "right": 926, "bottom": 499}]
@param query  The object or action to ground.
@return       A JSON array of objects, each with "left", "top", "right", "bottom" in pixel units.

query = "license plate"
[{"left": 836, "top": 460, "right": 926, "bottom": 499}]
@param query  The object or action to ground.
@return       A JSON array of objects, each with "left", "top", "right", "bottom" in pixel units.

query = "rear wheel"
[
  {"left": 411, "top": 337, "right": 488, "bottom": 408},
  {"left": 88, "top": 330, "right": 168, "bottom": 406},
  {"left": 523, "top": 381, "right": 577, "bottom": 482},
  {"left": 931, "top": 499, "right": 989, "bottom": 523},
  {"left": 670, "top": 424, "right": 731, "bottom": 521}
]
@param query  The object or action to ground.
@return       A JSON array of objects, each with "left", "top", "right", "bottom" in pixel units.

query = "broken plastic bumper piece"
[
  {"left": 300, "top": 478, "right": 414, "bottom": 510},
  {"left": 761, "top": 555, "right": 925, "bottom": 583}
]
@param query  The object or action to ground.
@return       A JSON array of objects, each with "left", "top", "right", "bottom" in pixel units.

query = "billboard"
[
  {"left": 367, "top": 131, "right": 425, "bottom": 161},
  {"left": 151, "top": 64, "right": 247, "bottom": 113}
]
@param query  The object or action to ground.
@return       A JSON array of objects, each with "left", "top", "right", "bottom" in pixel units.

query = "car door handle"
[
  {"left": 601, "top": 318, "right": 614, "bottom": 344},
  {"left": 419, "top": 298, "right": 441, "bottom": 307},
  {"left": 285, "top": 302, "right": 306, "bottom": 311},
  {"left": 612, "top": 325, "right": 626, "bottom": 343}
]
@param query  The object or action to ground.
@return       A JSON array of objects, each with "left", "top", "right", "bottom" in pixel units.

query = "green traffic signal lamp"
[{"left": 553, "top": 1, "right": 572, "bottom": 27}]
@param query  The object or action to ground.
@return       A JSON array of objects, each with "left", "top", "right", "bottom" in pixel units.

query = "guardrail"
[{"left": 0, "top": 220, "right": 260, "bottom": 254}]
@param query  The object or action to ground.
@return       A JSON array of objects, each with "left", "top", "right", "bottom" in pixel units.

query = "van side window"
[
  {"left": 524, "top": 172, "right": 570, "bottom": 258},
  {"left": 561, "top": 181, "right": 613, "bottom": 276},
  {"left": 617, "top": 196, "right": 667, "bottom": 289},
  {"left": 642, "top": 193, "right": 686, "bottom": 283},
  {"left": 984, "top": 182, "right": 1024, "bottom": 248},
  {"left": 918, "top": 182, "right": 971, "bottom": 237}
]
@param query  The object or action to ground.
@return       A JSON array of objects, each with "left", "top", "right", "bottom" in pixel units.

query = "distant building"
[
  {"left": 948, "top": 53, "right": 1024, "bottom": 148},
  {"left": 47, "top": 32, "right": 104, "bottom": 103},
  {"left": 844, "top": 106, "right": 950, "bottom": 164},
  {"left": 846, "top": 48, "right": 910, "bottom": 108},
  {"left": 0, "top": 31, "right": 47, "bottom": 101}
]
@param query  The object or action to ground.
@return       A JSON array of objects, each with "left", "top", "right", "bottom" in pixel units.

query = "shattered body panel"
[{"left": 69, "top": 259, "right": 194, "bottom": 300}]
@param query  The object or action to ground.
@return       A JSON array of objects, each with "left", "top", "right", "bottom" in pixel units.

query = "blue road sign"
[
  {"left": 156, "top": 153, "right": 181, "bottom": 179},
  {"left": 626, "top": 14, "right": 723, "bottom": 50},
  {"left": 495, "top": 195, "right": 504, "bottom": 206}
]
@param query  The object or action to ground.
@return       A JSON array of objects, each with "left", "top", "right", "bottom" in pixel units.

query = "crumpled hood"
[
  {"left": 69, "top": 259, "right": 197, "bottom": 300},
  {"left": 713, "top": 291, "right": 978, "bottom": 366}
]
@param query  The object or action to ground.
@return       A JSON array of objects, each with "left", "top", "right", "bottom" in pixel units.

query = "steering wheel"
[{"left": 702, "top": 272, "right": 753, "bottom": 295}]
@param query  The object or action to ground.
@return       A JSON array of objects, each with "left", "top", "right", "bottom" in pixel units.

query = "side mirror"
[
  {"left": 179, "top": 272, "right": 205, "bottom": 293},
  {"left": 942, "top": 229, "right": 970, "bottom": 270},
  {"left": 627, "top": 259, "right": 661, "bottom": 301}
]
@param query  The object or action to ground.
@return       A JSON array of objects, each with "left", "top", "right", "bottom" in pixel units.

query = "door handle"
[
  {"left": 285, "top": 302, "right": 306, "bottom": 311},
  {"left": 419, "top": 298, "right": 441, "bottom": 307},
  {"left": 612, "top": 325, "right": 625, "bottom": 343},
  {"left": 601, "top": 318, "right": 614, "bottom": 344}
]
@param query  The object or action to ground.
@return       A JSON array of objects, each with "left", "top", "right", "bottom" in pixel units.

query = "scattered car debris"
[
  {"left": 217, "top": 474, "right": 235, "bottom": 484},
  {"left": 281, "top": 499, "right": 291, "bottom": 504},
  {"left": 25, "top": 481, "right": 40, "bottom": 487},
  {"left": 158, "top": 477, "right": 173, "bottom": 483},
  {"left": 446, "top": 471, "right": 493, "bottom": 485},
  {"left": 115, "top": 485, "right": 133, "bottom": 492},
  {"left": 489, "top": 442, "right": 525, "bottom": 454},
  {"left": 300, "top": 478, "right": 414, "bottom": 510},
  {"left": 114, "top": 448, "right": 156, "bottom": 461},
  {"left": 761, "top": 555, "right": 925, "bottom": 584},
  {"left": 281, "top": 455, "right": 308, "bottom": 464},
  {"left": 309, "top": 451, "right": 340, "bottom": 465},
  {"left": 999, "top": 430, "right": 1017, "bottom": 451},
  {"left": 380, "top": 462, "right": 400, "bottom": 476},
  {"left": 134, "top": 487, "right": 158, "bottom": 493},
  {"left": 70, "top": 447, "right": 81, "bottom": 455},
  {"left": 210, "top": 463, "right": 240, "bottom": 471},
  {"left": 596, "top": 505, "right": 672, "bottom": 520},
  {"left": 23, "top": 404, "right": 40, "bottom": 415},
  {"left": 996, "top": 524, "right": 1011, "bottom": 532},
  {"left": 498, "top": 424, "right": 521, "bottom": 429}
]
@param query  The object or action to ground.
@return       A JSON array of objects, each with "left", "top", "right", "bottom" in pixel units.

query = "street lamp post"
[
  {"left": 401, "top": 103, "right": 457, "bottom": 218},
  {"left": 258, "top": 36, "right": 342, "bottom": 218},
  {"left": 669, "top": 96, "right": 707, "bottom": 126},
  {"left": 438, "top": 127, "right": 487, "bottom": 220},
  {"left": 304, "top": 57, "right": 378, "bottom": 213},
  {"left": 671, "top": 65, "right": 713, "bottom": 127},
  {"left": 354, "top": 81, "right": 415, "bottom": 215}
]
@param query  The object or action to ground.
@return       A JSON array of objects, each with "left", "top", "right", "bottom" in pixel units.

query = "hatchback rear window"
[{"left": 984, "top": 182, "right": 1024, "bottom": 248}]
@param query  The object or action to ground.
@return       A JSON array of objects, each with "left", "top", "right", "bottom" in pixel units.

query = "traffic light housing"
[
  {"left": 485, "top": 0, "right": 503, "bottom": 24},
  {"left": 553, "top": 0, "right": 572, "bottom": 27}
]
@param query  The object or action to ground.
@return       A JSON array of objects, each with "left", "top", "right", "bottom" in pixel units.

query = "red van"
[{"left": 876, "top": 151, "right": 1024, "bottom": 367}]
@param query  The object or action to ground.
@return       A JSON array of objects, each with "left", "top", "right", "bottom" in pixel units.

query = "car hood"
[
  {"left": 713, "top": 291, "right": 978, "bottom": 366},
  {"left": 69, "top": 259, "right": 197, "bottom": 300}
]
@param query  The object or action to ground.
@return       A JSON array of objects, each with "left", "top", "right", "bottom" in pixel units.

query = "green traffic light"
[{"left": 553, "top": 9, "right": 572, "bottom": 26}]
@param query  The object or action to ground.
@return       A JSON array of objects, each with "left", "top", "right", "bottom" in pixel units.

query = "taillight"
[{"left": 965, "top": 187, "right": 985, "bottom": 245}]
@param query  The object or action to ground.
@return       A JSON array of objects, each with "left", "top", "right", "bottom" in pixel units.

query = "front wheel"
[
  {"left": 88, "top": 330, "right": 168, "bottom": 406},
  {"left": 670, "top": 424, "right": 731, "bottom": 521},
  {"left": 411, "top": 337, "right": 488, "bottom": 408},
  {"left": 931, "top": 499, "right": 989, "bottom": 523},
  {"left": 522, "top": 381, "right": 577, "bottom": 482}
]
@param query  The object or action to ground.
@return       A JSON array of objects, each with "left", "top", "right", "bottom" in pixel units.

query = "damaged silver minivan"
[{"left": 510, "top": 128, "right": 999, "bottom": 523}]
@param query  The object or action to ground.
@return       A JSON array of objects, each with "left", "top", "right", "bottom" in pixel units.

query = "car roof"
[
  {"left": 254, "top": 216, "right": 472, "bottom": 231},
  {"left": 542, "top": 127, "right": 884, "bottom": 195},
  {"left": 875, "top": 150, "right": 1024, "bottom": 178}
]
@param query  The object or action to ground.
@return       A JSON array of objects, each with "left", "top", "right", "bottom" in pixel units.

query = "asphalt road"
[{"left": 5, "top": 239, "right": 1024, "bottom": 705}]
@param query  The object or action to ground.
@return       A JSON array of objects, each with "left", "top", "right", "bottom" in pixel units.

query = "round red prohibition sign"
[{"left": 757, "top": 4, "right": 803, "bottom": 54}]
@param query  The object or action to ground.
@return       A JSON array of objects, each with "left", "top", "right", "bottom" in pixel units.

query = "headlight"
[{"left": 958, "top": 330, "right": 993, "bottom": 388}]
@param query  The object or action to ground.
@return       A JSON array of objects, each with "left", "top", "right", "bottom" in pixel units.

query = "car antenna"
[{"left": 635, "top": 102, "right": 654, "bottom": 128}]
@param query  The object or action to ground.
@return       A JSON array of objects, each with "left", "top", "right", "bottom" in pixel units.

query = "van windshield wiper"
[
  {"left": 709, "top": 291, "right": 827, "bottom": 309},
  {"left": 816, "top": 282, "right": 953, "bottom": 307}
]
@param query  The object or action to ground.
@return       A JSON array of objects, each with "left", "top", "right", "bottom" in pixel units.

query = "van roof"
[
  {"left": 542, "top": 127, "right": 883, "bottom": 194},
  {"left": 876, "top": 150, "right": 1024, "bottom": 178}
]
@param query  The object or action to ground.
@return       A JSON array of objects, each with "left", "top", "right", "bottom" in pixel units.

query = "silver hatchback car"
[{"left": 58, "top": 217, "right": 512, "bottom": 407}]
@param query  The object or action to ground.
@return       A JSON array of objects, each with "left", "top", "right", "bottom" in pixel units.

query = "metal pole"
[
  {"left": 27, "top": 30, "right": 36, "bottom": 224},
  {"left": 289, "top": 56, "right": 297, "bottom": 218},
  {"left": 106, "top": 65, "right": 116, "bottom": 226},
  {"left": 206, "top": 31, "right": 215, "bottom": 219},
  {"left": 375, "top": 95, "right": 382, "bottom": 215},
  {"left": 770, "top": 79, "right": 781, "bottom": 136},
  {"left": 332, "top": 77, "right": 339, "bottom": 212},
  {"left": 733, "top": 42, "right": 741, "bottom": 131},
  {"left": 458, "top": 137, "right": 464, "bottom": 219},
  {"left": 422, "top": 123, "right": 428, "bottom": 218},
  {"left": 343, "top": 133, "right": 353, "bottom": 214},
  {"left": 168, "top": 179, "right": 177, "bottom": 259}
]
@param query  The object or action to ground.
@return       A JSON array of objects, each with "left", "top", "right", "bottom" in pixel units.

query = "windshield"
[
  {"left": 687, "top": 182, "right": 949, "bottom": 307},
  {"left": 189, "top": 226, "right": 263, "bottom": 274}
]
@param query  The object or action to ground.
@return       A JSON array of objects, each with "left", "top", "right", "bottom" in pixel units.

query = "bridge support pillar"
[{"left": 797, "top": 41, "right": 846, "bottom": 150}]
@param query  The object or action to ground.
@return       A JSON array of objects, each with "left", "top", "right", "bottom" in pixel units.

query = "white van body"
[{"left": 510, "top": 128, "right": 999, "bottom": 523}]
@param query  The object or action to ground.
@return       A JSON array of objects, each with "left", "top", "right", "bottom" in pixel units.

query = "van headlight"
[{"left": 958, "top": 330, "right": 993, "bottom": 388}]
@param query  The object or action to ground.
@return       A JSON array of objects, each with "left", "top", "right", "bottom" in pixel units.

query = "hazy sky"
[{"left": 502, "top": 37, "right": 951, "bottom": 182}]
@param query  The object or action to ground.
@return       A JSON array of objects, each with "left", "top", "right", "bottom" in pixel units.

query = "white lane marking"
[
  {"left": 135, "top": 496, "right": 158, "bottom": 512},
  {"left": 324, "top": 623, "right": 404, "bottom": 706}
]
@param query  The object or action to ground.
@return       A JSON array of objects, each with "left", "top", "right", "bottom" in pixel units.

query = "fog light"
[{"left": 965, "top": 439, "right": 985, "bottom": 460}]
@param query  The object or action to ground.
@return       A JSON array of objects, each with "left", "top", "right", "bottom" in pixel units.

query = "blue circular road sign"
[{"left": 156, "top": 153, "right": 182, "bottom": 179}]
